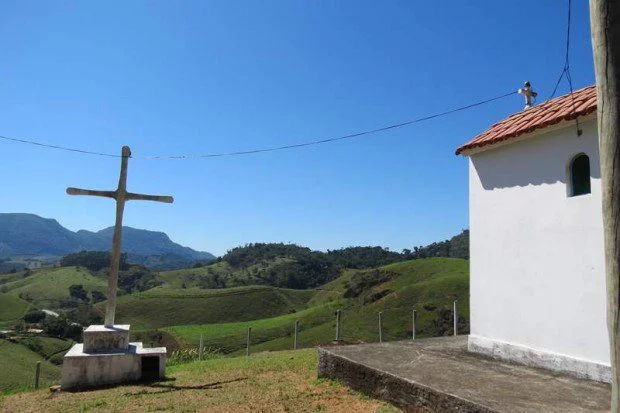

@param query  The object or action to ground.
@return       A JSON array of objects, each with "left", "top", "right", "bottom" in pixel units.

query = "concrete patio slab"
[{"left": 317, "top": 336, "right": 610, "bottom": 412}]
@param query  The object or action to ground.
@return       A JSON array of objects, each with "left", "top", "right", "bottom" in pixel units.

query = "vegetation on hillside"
[
  {"left": 0, "top": 267, "right": 107, "bottom": 309},
  {"left": 156, "top": 258, "right": 469, "bottom": 355},
  {"left": 111, "top": 286, "right": 314, "bottom": 330},
  {"left": 0, "top": 293, "right": 31, "bottom": 329},
  {"left": 161, "top": 231, "right": 469, "bottom": 292},
  {"left": 0, "top": 339, "right": 60, "bottom": 393},
  {"left": 59, "top": 251, "right": 129, "bottom": 272},
  {"left": 406, "top": 230, "right": 469, "bottom": 260}
]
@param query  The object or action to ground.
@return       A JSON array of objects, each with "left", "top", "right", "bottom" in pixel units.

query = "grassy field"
[
  {"left": 18, "top": 336, "right": 74, "bottom": 365},
  {"left": 1, "top": 267, "right": 106, "bottom": 309},
  {"left": 0, "top": 339, "right": 60, "bottom": 393},
  {"left": 0, "top": 293, "right": 31, "bottom": 329},
  {"left": 163, "top": 300, "right": 341, "bottom": 351},
  {"left": 112, "top": 285, "right": 314, "bottom": 330},
  {"left": 162, "top": 258, "right": 469, "bottom": 354},
  {"left": 0, "top": 349, "right": 397, "bottom": 412}
]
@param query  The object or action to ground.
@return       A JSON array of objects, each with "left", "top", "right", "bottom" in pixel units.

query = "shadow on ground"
[{"left": 123, "top": 377, "right": 248, "bottom": 396}]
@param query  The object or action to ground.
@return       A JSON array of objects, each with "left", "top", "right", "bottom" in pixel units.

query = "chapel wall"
[{"left": 468, "top": 117, "right": 609, "bottom": 367}]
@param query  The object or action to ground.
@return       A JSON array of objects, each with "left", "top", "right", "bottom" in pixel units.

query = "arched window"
[{"left": 569, "top": 153, "right": 591, "bottom": 197}]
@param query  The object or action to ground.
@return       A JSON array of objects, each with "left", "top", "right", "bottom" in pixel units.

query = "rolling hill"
[
  {"left": 110, "top": 285, "right": 314, "bottom": 330},
  {"left": 0, "top": 294, "right": 31, "bottom": 329},
  {"left": 0, "top": 339, "right": 60, "bottom": 393},
  {"left": 0, "top": 257, "right": 469, "bottom": 392},
  {"left": 0, "top": 267, "right": 107, "bottom": 309},
  {"left": 143, "top": 258, "right": 469, "bottom": 354},
  {"left": 0, "top": 213, "right": 214, "bottom": 270}
]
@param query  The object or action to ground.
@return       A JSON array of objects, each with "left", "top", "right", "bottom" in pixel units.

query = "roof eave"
[{"left": 456, "top": 112, "right": 597, "bottom": 157}]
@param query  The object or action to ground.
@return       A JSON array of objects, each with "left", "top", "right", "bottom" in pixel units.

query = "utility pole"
[{"left": 590, "top": 1, "right": 620, "bottom": 410}]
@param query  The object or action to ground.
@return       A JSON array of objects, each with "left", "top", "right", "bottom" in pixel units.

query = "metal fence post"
[
  {"left": 199, "top": 334, "right": 204, "bottom": 360},
  {"left": 412, "top": 308, "right": 416, "bottom": 341},
  {"left": 246, "top": 327, "right": 252, "bottom": 356},
  {"left": 35, "top": 361, "right": 41, "bottom": 389},
  {"left": 453, "top": 300, "right": 458, "bottom": 336},
  {"left": 335, "top": 310, "right": 342, "bottom": 341},
  {"left": 378, "top": 311, "right": 383, "bottom": 343},
  {"left": 294, "top": 320, "right": 299, "bottom": 350}
]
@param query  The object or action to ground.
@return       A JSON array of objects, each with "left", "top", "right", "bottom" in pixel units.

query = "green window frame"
[{"left": 569, "top": 153, "right": 591, "bottom": 197}]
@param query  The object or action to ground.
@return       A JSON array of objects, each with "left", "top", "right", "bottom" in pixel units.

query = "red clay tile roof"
[{"left": 455, "top": 85, "right": 597, "bottom": 155}]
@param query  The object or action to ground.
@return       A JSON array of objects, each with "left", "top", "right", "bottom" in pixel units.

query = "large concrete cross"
[{"left": 66, "top": 146, "right": 173, "bottom": 328}]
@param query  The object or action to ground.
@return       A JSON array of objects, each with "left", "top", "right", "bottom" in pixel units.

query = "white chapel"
[{"left": 456, "top": 84, "right": 610, "bottom": 382}]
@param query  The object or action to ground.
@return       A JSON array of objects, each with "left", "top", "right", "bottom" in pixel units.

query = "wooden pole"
[
  {"left": 34, "top": 361, "right": 41, "bottom": 390},
  {"left": 199, "top": 334, "right": 204, "bottom": 360},
  {"left": 335, "top": 310, "right": 342, "bottom": 342},
  {"left": 294, "top": 320, "right": 299, "bottom": 350},
  {"left": 246, "top": 327, "right": 252, "bottom": 357},
  {"left": 378, "top": 312, "right": 383, "bottom": 343},
  {"left": 590, "top": 2, "right": 620, "bottom": 409},
  {"left": 453, "top": 300, "right": 458, "bottom": 337},
  {"left": 412, "top": 308, "right": 416, "bottom": 341}
]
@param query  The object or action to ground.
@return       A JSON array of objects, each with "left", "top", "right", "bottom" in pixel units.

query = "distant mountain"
[{"left": 0, "top": 213, "right": 214, "bottom": 269}]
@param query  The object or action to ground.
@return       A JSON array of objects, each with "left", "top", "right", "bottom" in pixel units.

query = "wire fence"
[{"left": 168, "top": 300, "right": 469, "bottom": 364}]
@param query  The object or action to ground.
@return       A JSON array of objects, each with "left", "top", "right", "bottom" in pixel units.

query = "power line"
[
  {"left": 0, "top": 134, "right": 120, "bottom": 157},
  {"left": 141, "top": 90, "right": 517, "bottom": 159},
  {"left": 548, "top": 0, "right": 573, "bottom": 101},
  {"left": 0, "top": 90, "right": 517, "bottom": 160},
  {"left": 547, "top": 0, "right": 581, "bottom": 134}
]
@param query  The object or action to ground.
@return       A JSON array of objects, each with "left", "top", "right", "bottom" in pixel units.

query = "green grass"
[
  {"left": 163, "top": 299, "right": 341, "bottom": 351},
  {"left": 0, "top": 339, "right": 60, "bottom": 393},
  {"left": 112, "top": 285, "right": 314, "bottom": 330},
  {"left": 0, "top": 349, "right": 397, "bottom": 412},
  {"left": 164, "top": 258, "right": 469, "bottom": 355},
  {"left": 2, "top": 267, "right": 106, "bottom": 309},
  {"left": 18, "top": 336, "right": 73, "bottom": 363},
  {"left": 0, "top": 294, "right": 31, "bottom": 329}
]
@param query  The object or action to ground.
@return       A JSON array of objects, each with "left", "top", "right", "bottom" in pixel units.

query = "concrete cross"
[{"left": 66, "top": 146, "right": 173, "bottom": 327}]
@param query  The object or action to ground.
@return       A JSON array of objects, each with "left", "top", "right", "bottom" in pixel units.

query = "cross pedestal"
[{"left": 60, "top": 146, "right": 173, "bottom": 390}]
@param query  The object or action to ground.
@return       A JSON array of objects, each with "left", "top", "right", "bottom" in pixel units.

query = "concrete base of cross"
[{"left": 60, "top": 324, "right": 166, "bottom": 391}]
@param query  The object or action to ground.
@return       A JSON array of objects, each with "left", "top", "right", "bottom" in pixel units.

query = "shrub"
[{"left": 23, "top": 310, "right": 46, "bottom": 323}]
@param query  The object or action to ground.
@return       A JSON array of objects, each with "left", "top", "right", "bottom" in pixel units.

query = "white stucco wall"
[{"left": 468, "top": 118, "right": 610, "bottom": 380}]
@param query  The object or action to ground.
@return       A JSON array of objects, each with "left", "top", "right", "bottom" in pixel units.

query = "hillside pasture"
[
  {"left": 1, "top": 267, "right": 106, "bottom": 309},
  {"left": 164, "top": 258, "right": 469, "bottom": 355},
  {"left": 112, "top": 285, "right": 314, "bottom": 330},
  {"left": 18, "top": 336, "right": 74, "bottom": 364},
  {"left": 0, "top": 294, "right": 31, "bottom": 329},
  {"left": 0, "top": 339, "right": 60, "bottom": 393}
]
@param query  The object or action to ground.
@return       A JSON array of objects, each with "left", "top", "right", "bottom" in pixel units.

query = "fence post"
[
  {"left": 35, "top": 361, "right": 41, "bottom": 390},
  {"left": 199, "top": 334, "right": 204, "bottom": 360},
  {"left": 378, "top": 311, "right": 383, "bottom": 343},
  {"left": 294, "top": 320, "right": 299, "bottom": 350},
  {"left": 453, "top": 300, "right": 458, "bottom": 336},
  {"left": 412, "top": 308, "right": 416, "bottom": 341},
  {"left": 246, "top": 327, "right": 252, "bottom": 357},
  {"left": 335, "top": 310, "right": 342, "bottom": 342}
]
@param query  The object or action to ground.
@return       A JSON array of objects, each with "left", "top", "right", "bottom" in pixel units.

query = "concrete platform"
[
  {"left": 317, "top": 336, "right": 611, "bottom": 412},
  {"left": 61, "top": 342, "right": 166, "bottom": 390},
  {"left": 83, "top": 324, "right": 130, "bottom": 353}
]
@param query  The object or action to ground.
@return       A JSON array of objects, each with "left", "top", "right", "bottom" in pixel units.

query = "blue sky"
[{"left": 0, "top": 1, "right": 594, "bottom": 256}]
